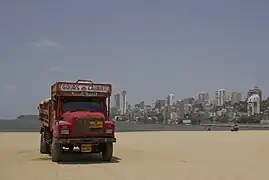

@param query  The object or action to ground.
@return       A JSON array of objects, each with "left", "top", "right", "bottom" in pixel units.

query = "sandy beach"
[{"left": 0, "top": 131, "right": 269, "bottom": 180}]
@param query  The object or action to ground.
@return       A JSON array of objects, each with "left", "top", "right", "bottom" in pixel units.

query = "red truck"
[{"left": 38, "top": 80, "right": 116, "bottom": 162}]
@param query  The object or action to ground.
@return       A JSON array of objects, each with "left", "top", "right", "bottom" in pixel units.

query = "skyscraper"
[
  {"left": 247, "top": 94, "right": 260, "bottom": 116},
  {"left": 121, "top": 90, "right": 127, "bottom": 115},
  {"left": 183, "top": 97, "right": 194, "bottom": 105},
  {"left": 231, "top": 92, "right": 242, "bottom": 104},
  {"left": 167, "top": 94, "right": 175, "bottom": 106},
  {"left": 215, "top": 89, "right": 228, "bottom": 106},
  {"left": 155, "top": 100, "right": 166, "bottom": 108},
  {"left": 114, "top": 93, "right": 120, "bottom": 110},
  {"left": 247, "top": 86, "right": 262, "bottom": 101},
  {"left": 198, "top": 92, "right": 209, "bottom": 102}
]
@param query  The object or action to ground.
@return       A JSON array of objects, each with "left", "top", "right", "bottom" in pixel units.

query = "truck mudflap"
[{"left": 54, "top": 137, "right": 116, "bottom": 144}]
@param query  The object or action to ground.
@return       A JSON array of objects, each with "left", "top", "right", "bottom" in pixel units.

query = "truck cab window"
[{"left": 62, "top": 98, "right": 105, "bottom": 112}]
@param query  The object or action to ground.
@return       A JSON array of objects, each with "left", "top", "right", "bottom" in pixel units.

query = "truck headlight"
[
  {"left": 60, "top": 128, "right": 70, "bottom": 135},
  {"left": 106, "top": 129, "right": 113, "bottom": 133}
]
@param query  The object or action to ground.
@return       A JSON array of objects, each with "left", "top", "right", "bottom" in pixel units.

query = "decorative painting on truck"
[{"left": 59, "top": 83, "right": 111, "bottom": 93}]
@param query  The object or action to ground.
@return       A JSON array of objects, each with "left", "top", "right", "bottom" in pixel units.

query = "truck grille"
[{"left": 73, "top": 117, "right": 104, "bottom": 136}]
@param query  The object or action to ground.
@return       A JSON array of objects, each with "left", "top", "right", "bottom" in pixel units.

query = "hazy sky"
[{"left": 0, "top": 0, "right": 269, "bottom": 118}]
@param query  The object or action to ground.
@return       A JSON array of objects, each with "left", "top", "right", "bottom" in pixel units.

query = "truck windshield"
[{"left": 62, "top": 97, "right": 105, "bottom": 112}]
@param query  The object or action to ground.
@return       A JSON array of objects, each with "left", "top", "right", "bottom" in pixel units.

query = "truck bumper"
[{"left": 54, "top": 137, "right": 116, "bottom": 144}]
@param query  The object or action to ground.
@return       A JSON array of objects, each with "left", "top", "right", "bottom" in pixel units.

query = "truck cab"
[{"left": 39, "top": 80, "right": 116, "bottom": 162}]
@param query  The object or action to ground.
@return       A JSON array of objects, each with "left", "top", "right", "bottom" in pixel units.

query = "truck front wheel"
[
  {"left": 40, "top": 132, "right": 50, "bottom": 154},
  {"left": 102, "top": 143, "right": 113, "bottom": 161},
  {"left": 51, "top": 138, "right": 62, "bottom": 162}
]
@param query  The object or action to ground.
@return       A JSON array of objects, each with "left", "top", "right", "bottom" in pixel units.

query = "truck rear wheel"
[
  {"left": 40, "top": 132, "right": 50, "bottom": 154},
  {"left": 51, "top": 138, "right": 62, "bottom": 162},
  {"left": 102, "top": 143, "right": 113, "bottom": 161}
]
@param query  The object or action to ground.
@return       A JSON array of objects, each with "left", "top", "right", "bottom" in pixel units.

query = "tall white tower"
[
  {"left": 247, "top": 94, "right": 260, "bottom": 116},
  {"left": 215, "top": 89, "right": 228, "bottom": 106},
  {"left": 121, "top": 90, "right": 127, "bottom": 115},
  {"left": 114, "top": 93, "right": 120, "bottom": 110},
  {"left": 167, "top": 94, "right": 175, "bottom": 106}
]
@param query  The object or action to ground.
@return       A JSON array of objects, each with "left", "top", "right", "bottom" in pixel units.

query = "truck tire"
[
  {"left": 51, "top": 138, "right": 62, "bottom": 162},
  {"left": 40, "top": 132, "right": 50, "bottom": 154},
  {"left": 102, "top": 143, "right": 113, "bottom": 161}
]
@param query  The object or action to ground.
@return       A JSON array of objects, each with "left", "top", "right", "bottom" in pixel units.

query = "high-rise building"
[
  {"left": 215, "top": 89, "right": 228, "bottom": 106},
  {"left": 155, "top": 100, "right": 166, "bottom": 108},
  {"left": 139, "top": 101, "right": 145, "bottom": 109},
  {"left": 121, "top": 90, "right": 127, "bottom": 115},
  {"left": 247, "top": 86, "right": 262, "bottom": 101},
  {"left": 247, "top": 94, "right": 260, "bottom": 116},
  {"left": 167, "top": 94, "right": 175, "bottom": 106},
  {"left": 198, "top": 92, "right": 209, "bottom": 102},
  {"left": 231, "top": 92, "right": 242, "bottom": 104},
  {"left": 183, "top": 97, "right": 194, "bottom": 105},
  {"left": 175, "top": 100, "right": 184, "bottom": 118},
  {"left": 114, "top": 93, "right": 120, "bottom": 110}
]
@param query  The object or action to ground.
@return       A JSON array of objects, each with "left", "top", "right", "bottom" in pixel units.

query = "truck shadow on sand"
[{"left": 35, "top": 154, "right": 121, "bottom": 165}]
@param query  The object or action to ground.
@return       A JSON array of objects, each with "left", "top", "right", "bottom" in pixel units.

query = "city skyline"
[
  {"left": 112, "top": 86, "right": 264, "bottom": 107},
  {"left": 113, "top": 87, "right": 262, "bottom": 105}
]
